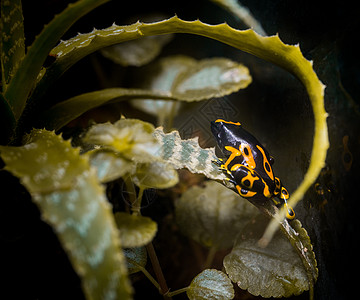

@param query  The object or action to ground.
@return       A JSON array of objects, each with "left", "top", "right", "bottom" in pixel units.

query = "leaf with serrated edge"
[
  {"left": 0, "top": 129, "right": 132, "bottom": 300},
  {"left": 224, "top": 215, "right": 311, "bottom": 298},
  {"left": 115, "top": 212, "right": 157, "bottom": 248},
  {"left": 176, "top": 181, "right": 258, "bottom": 249},
  {"left": 153, "top": 127, "right": 226, "bottom": 181},
  {"left": 172, "top": 57, "right": 251, "bottom": 100},
  {"left": 187, "top": 269, "right": 234, "bottom": 300},
  {"left": 131, "top": 55, "right": 195, "bottom": 118}
]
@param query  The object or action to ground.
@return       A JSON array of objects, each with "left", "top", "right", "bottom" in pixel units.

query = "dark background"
[{"left": 1, "top": 0, "right": 359, "bottom": 299}]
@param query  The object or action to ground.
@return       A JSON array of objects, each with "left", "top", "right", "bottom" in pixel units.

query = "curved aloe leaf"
[
  {"left": 43, "top": 88, "right": 175, "bottom": 131},
  {"left": 38, "top": 17, "right": 328, "bottom": 225},
  {"left": 0, "top": 129, "right": 132, "bottom": 300},
  {"left": 4, "top": 0, "right": 110, "bottom": 121}
]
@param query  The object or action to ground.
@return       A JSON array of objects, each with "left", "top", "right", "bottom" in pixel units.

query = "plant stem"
[
  {"left": 132, "top": 186, "right": 144, "bottom": 216},
  {"left": 124, "top": 176, "right": 137, "bottom": 209},
  {"left": 167, "top": 287, "right": 189, "bottom": 297},
  {"left": 126, "top": 257, "right": 161, "bottom": 291},
  {"left": 146, "top": 242, "right": 172, "bottom": 299}
]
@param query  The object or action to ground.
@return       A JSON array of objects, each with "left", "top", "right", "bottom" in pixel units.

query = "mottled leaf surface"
[
  {"left": 84, "top": 119, "right": 160, "bottom": 163},
  {"left": 153, "top": 128, "right": 226, "bottom": 181},
  {"left": 0, "top": 129, "right": 132, "bottom": 300},
  {"left": 223, "top": 215, "right": 310, "bottom": 298},
  {"left": 172, "top": 57, "right": 251, "bottom": 101},
  {"left": 176, "top": 181, "right": 258, "bottom": 249},
  {"left": 88, "top": 150, "right": 132, "bottom": 183},
  {"left": 131, "top": 55, "right": 195, "bottom": 119},
  {"left": 124, "top": 247, "right": 147, "bottom": 274},
  {"left": 131, "top": 161, "right": 179, "bottom": 189},
  {"left": 187, "top": 269, "right": 234, "bottom": 300}
]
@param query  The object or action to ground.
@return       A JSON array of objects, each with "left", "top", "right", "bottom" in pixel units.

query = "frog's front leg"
[{"left": 212, "top": 158, "right": 233, "bottom": 177}]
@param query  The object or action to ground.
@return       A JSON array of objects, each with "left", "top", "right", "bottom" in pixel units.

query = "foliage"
[{"left": 0, "top": 0, "right": 328, "bottom": 299}]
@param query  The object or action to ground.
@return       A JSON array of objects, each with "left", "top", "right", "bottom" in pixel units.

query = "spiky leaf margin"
[{"left": 153, "top": 127, "right": 226, "bottom": 181}]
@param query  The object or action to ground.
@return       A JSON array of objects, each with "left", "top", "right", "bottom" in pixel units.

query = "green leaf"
[
  {"left": 83, "top": 119, "right": 160, "bottom": 163},
  {"left": 0, "top": 0, "right": 25, "bottom": 89},
  {"left": 176, "top": 181, "right": 258, "bottom": 249},
  {"left": 89, "top": 150, "right": 133, "bottom": 183},
  {"left": 153, "top": 127, "right": 226, "bottom": 181},
  {"left": 115, "top": 212, "right": 157, "bottom": 248},
  {"left": 42, "top": 88, "right": 175, "bottom": 131},
  {"left": 0, "top": 129, "right": 132, "bottom": 300},
  {"left": 131, "top": 160, "right": 179, "bottom": 189},
  {"left": 123, "top": 247, "right": 147, "bottom": 274},
  {"left": 101, "top": 34, "right": 173, "bottom": 67},
  {"left": 172, "top": 57, "right": 251, "bottom": 101},
  {"left": 187, "top": 269, "right": 234, "bottom": 300},
  {"left": 130, "top": 55, "right": 195, "bottom": 122},
  {"left": 4, "top": 0, "right": 110, "bottom": 121},
  {"left": 223, "top": 215, "right": 311, "bottom": 298},
  {"left": 0, "top": 129, "right": 89, "bottom": 193},
  {"left": 42, "top": 16, "right": 328, "bottom": 223}
]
